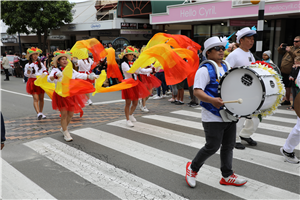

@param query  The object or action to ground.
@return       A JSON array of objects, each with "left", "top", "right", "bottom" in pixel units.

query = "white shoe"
[
  {"left": 87, "top": 99, "right": 93, "bottom": 105},
  {"left": 126, "top": 120, "right": 134, "bottom": 127},
  {"left": 129, "top": 115, "right": 136, "bottom": 122},
  {"left": 153, "top": 96, "right": 162, "bottom": 100},
  {"left": 37, "top": 113, "right": 42, "bottom": 120},
  {"left": 280, "top": 147, "right": 299, "bottom": 164},
  {"left": 42, "top": 114, "right": 46, "bottom": 119},
  {"left": 166, "top": 91, "right": 172, "bottom": 95},
  {"left": 62, "top": 130, "right": 73, "bottom": 142},
  {"left": 220, "top": 173, "right": 247, "bottom": 186},
  {"left": 185, "top": 162, "right": 197, "bottom": 188},
  {"left": 141, "top": 106, "right": 149, "bottom": 112},
  {"left": 60, "top": 127, "right": 64, "bottom": 134}
]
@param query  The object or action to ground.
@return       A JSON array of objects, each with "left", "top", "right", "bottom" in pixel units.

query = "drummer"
[
  {"left": 226, "top": 27, "right": 258, "bottom": 150},
  {"left": 185, "top": 36, "right": 247, "bottom": 188}
]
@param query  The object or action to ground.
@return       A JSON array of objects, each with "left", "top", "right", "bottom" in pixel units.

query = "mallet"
[{"left": 223, "top": 98, "right": 243, "bottom": 104}]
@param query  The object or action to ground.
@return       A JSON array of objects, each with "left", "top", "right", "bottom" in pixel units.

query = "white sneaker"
[
  {"left": 126, "top": 120, "right": 134, "bottom": 127},
  {"left": 129, "top": 115, "right": 137, "bottom": 122},
  {"left": 280, "top": 147, "right": 299, "bottom": 164},
  {"left": 141, "top": 106, "right": 149, "bottom": 112},
  {"left": 62, "top": 130, "right": 73, "bottom": 142},
  {"left": 42, "top": 114, "right": 46, "bottom": 119},
  {"left": 87, "top": 99, "right": 93, "bottom": 105},
  {"left": 153, "top": 96, "right": 162, "bottom": 100},
  {"left": 166, "top": 91, "right": 172, "bottom": 95},
  {"left": 37, "top": 113, "right": 42, "bottom": 120},
  {"left": 185, "top": 162, "right": 197, "bottom": 188},
  {"left": 220, "top": 173, "right": 247, "bottom": 186},
  {"left": 60, "top": 127, "right": 64, "bottom": 134},
  {"left": 162, "top": 94, "right": 168, "bottom": 98}
]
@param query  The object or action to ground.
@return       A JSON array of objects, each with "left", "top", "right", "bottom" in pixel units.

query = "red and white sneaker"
[
  {"left": 220, "top": 173, "right": 247, "bottom": 186},
  {"left": 185, "top": 162, "right": 197, "bottom": 188}
]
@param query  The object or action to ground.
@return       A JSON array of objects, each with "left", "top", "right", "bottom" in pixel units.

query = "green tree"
[{"left": 1, "top": 1, "right": 74, "bottom": 52}]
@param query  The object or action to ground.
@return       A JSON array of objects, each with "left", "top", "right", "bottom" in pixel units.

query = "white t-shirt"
[
  {"left": 225, "top": 48, "right": 256, "bottom": 68},
  {"left": 24, "top": 62, "right": 47, "bottom": 78},
  {"left": 194, "top": 65, "right": 225, "bottom": 122}
]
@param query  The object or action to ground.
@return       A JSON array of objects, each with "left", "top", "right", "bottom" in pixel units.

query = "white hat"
[
  {"left": 22, "top": 52, "right": 26, "bottom": 56},
  {"left": 202, "top": 36, "right": 227, "bottom": 58},
  {"left": 236, "top": 27, "right": 257, "bottom": 44},
  {"left": 263, "top": 50, "right": 271, "bottom": 58}
]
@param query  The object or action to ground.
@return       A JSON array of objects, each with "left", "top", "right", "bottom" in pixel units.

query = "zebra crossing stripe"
[
  {"left": 1, "top": 158, "right": 56, "bottom": 199},
  {"left": 170, "top": 110, "right": 294, "bottom": 132},
  {"left": 108, "top": 120, "right": 300, "bottom": 176},
  {"left": 71, "top": 128, "right": 299, "bottom": 200},
  {"left": 24, "top": 137, "right": 187, "bottom": 200},
  {"left": 142, "top": 114, "right": 299, "bottom": 149}
]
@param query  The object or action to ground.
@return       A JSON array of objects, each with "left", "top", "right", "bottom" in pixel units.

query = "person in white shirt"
[
  {"left": 48, "top": 50, "right": 97, "bottom": 142},
  {"left": 226, "top": 27, "right": 258, "bottom": 150},
  {"left": 24, "top": 47, "right": 47, "bottom": 120},
  {"left": 2, "top": 53, "right": 10, "bottom": 81},
  {"left": 280, "top": 72, "right": 300, "bottom": 164},
  {"left": 120, "top": 46, "right": 150, "bottom": 127},
  {"left": 185, "top": 36, "right": 247, "bottom": 188},
  {"left": 78, "top": 57, "right": 94, "bottom": 105}
]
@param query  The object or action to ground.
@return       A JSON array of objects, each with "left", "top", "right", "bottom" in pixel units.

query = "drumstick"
[{"left": 223, "top": 98, "right": 243, "bottom": 104}]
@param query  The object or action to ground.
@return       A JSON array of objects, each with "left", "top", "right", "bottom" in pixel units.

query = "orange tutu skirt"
[
  {"left": 140, "top": 74, "right": 161, "bottom": 90},
  {"left": 26, "top": 78, "right": 45, "bottom": 95},
  {"left": 52, "top": 92, "right": 87, "bottom": 112},
  {"left": 122, "top": 79, "right": 150, "bottom": 100},
  {"left": 79, "top": 71, "right": 95, "bottom": 84}
]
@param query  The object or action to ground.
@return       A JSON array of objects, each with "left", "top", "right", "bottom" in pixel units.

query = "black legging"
[{"left": 4, "top": 69, "right": 9, "bottom": 80}]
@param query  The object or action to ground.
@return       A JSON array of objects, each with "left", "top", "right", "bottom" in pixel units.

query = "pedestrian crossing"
[{"left": 2, "top": 107, "right": 300, "bottom": 199}]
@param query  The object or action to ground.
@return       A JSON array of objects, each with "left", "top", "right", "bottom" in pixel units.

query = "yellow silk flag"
[
  {"left": 34, "top": 74, "right": 55, "bottom": 99},
  {"left": 93, "top": 70, "right": 138, "bottom": 95},
  {"left": 55, "top": 59, "right": 73, "bottom": 97},
  {"left": 70, "top": 48, "right": 88, "bottom": 60}
]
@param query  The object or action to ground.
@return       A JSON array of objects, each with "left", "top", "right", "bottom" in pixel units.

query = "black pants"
[
  {"left": 191, "top": 121, "right": 236, "bottom": 178},
  {"left": 4, "top": 69, "right": 9, "bottom": 80}
]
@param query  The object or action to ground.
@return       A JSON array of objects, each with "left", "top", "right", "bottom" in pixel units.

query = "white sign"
[
  {"left": 120, "top": 30, "right": 152, "bottom": 34},
  {"left": 48, "top": 35, "right": 70, "bottom": 41}
]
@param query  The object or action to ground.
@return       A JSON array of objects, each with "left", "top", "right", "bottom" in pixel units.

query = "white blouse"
[
  {"left": 24, "top": 62, "right": 47, "bottom": 78},
  {"left": 78, "top": 58, "right": 94, "bottom": 72},
  {"left": 47, "top": 67, "right": 88, "bottom": 87}
]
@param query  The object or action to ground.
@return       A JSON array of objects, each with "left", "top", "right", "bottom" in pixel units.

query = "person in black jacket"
[
  {"left": 1, "top": 112, "right": 6, "bottom": 150},
  {"left": 20, "top": 52, "right": 29, "bottom": 83},
  {"left": 288, "top": 56, "right": 300, "bottom": 110}
]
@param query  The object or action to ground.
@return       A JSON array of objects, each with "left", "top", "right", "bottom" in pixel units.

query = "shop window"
[{"left": 194, "top": 25, "right": 210, "bottom": 46}]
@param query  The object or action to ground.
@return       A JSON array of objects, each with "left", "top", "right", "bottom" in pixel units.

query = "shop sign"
[
  {"left": 138, "top": 23, "right": 152, "bottom": 29},
  {"left": 120, "top": 30, "right": 152, "bottom": 34},
  {"left": 230, "top": 20, "right": 257, "bottom": 27},
  {"left": 68, "top": 25, "right": 77, "bottom": 30},
  {"left": 121, "top": 23, "right": 137, "bottom": 29},
  {"left": 48, "top": 35, "right": 70, "bottom": 41},
  {"left": 1, "top": 38, "right": 17, "bottom": 43},
  {"left": 90, "top": 23, "right": 101, "bottom": 29},
  {"left": 151, "top": 1, "right": 300, "bottom": 24}
]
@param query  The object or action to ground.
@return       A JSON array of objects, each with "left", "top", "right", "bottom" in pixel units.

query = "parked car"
[{"left": 0, "top": 55, "right": 19, "bottom": 75}]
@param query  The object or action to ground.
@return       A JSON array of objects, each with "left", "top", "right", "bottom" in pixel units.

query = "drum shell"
[{"left": 219, "top": 67, "right": 280, "bottom": 117}]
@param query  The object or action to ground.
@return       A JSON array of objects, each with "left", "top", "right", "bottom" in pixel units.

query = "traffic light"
[{"left": 250, "top": 0, "right": 260, "bottom": 4}]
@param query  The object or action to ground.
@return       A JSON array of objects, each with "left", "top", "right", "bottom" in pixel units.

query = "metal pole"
[
  {"left": 256, "top": 0, "right": 265, "bottom": 59},
  {"left": 18, "top": 32, "right": 22, "bottom": 54}
]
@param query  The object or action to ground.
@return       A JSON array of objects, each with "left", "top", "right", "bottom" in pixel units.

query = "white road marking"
[
  {"left": 1, "top": 158, "right": 56, "bottom": 199},
  {"left": 24, "top": 137, "right": 187, "bottom": 200},
  {"left": 72, "top": 128, "right": 299, "bottom": 200},
  {"left": 108, "top": 120, "right": 300, "bottom": 176}
]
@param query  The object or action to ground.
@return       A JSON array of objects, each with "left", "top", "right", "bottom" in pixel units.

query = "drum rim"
[{"left": 218, "top": 66, "right": 266, "bottom": 117}]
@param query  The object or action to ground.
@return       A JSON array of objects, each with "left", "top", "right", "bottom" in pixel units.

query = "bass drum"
[
  {"left": 269, "top": 63, "right": 281, "bottom": 76},
  {"left": 218, "top": 66, "right": 281, "bottom": 117}
]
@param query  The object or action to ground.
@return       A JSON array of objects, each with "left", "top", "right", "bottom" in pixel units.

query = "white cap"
[
  {"left": 236, "top": 27, "right": 257, "bottom": 44},
  {"left": 263, "top": 50, "right": 271, "bottom": 58},
  {"left": 202, "top": 36, "right": 227, "bottom": 58}
]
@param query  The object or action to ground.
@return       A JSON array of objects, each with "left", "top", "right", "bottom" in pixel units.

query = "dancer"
[
  {"left": 139, "top": 64, "right": 161, "bottom": 112},
  {"left": 24, "top": 47, "right": 47, "bottom": 120},
  {"left": 120, "top": 46, "right": 150, "bottom": 127},
  {"left": 78, "top": 56, "right": 94, "bottom": 105},
  {"left": 48, "top": 50, "right": 97, "bottom": 141},
  {"left": 185, "top": 36, "right": 247, "bottom": 188}
]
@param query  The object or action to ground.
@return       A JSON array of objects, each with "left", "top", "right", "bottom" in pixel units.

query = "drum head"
[
  {"left": 219, "top": 68, "right": 264, "bottom": 116},
  {"left": 294, "top": 92, "right": 300, "bottom": 118}
]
